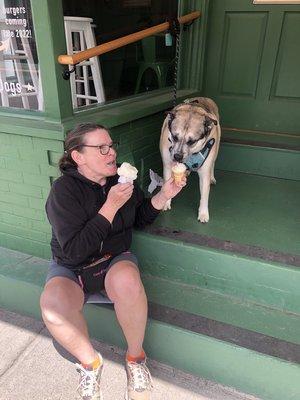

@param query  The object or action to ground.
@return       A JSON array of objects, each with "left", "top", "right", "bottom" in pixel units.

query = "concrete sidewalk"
[{"left": 0, "top": 308, "right": 260, "bottom": 400}]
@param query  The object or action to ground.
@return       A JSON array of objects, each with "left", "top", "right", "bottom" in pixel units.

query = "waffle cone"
[{"left": 172, "top": 171, "right": 185, "bottom": 184}]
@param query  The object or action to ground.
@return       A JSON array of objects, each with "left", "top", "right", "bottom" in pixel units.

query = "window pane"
[
  {"left": 62, "top": 0, "right": 178, "bottom": 109},
  {"left": 0, "top": 0, "right": 43, "bottom": 110}
]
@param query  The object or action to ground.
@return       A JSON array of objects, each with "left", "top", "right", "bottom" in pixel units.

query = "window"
[
  {"left": 62, "top": 0, "right": 178, "bottom": 109},
  {"left": 0, "top": 0, "right": 43, "bottom": 110}
]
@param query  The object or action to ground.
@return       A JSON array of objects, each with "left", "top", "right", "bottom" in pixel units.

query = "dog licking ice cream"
[
  {"left": 171, "top": 163, "right": 187, "bottom": 184},
  {"left": 117, "top": 162, "right": 138, "bottom": 183}
]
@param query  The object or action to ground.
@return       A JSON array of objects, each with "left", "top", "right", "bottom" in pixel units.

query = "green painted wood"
[
  {"left": 142, "top": 275, "right": 300, "bottom": 345},
  {"left": 1, "top": 263, "right": 300, "bottom": 400},
  {"left": 216, "top": 143, "right": 300, "bottom": 181},
  {"left": 132, "top": 232, "right": 300, "bottom": 314},
  {"left": 143, "top": 323, "right": 300, "bottom": 400},
  {"left": 1, "top": 245, "right": 299, "bottom": 346},
  {"left": 0, "top": 89, "right": 196, "bottom": 140},
  {"left": 222, "top": 128, "right": 300, "bottom": 150},
  {"left": 63, "top": 89, "right": 197, "bottom": 130},
  {"left": 145, "top": 171, "right": 300, "bottom": 256},
  {"left": 31, "top": 0, "right": 73, "bottom": 121},
  {"left": 0, "top": 119, "right": 65, "bottom": 140},
  {"left": 179, "top": 0, "right": 209, "bottom": 91},
  {"left": 203, "top": 0, "right": 300, "bottom": 134}
]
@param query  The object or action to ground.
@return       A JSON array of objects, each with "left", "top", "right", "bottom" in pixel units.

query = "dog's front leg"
[
  {"left": 198, "top": 169, "right": 211, "bottom": 223},
  {"left": 163, "top": 163, "right": 172, "bottom": 210}
]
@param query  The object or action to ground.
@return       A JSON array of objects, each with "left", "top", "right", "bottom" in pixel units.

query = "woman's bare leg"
[
  {"left": 104, "top": 261, "right": 147, "bottom": 357},
  {"left": 40, "top": 277, "right": 96, "bottom": 364}
]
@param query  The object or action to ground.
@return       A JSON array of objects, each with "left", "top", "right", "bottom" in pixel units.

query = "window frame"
[{"left": 0, "top": 0, "right": 204, "bottom": 131}]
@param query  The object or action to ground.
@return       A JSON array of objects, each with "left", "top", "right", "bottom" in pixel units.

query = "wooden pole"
[{"left": 58, "top": 11, "right": 200, "bottom": 65}]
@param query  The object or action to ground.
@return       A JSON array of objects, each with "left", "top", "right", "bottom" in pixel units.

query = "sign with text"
[{"left": 0, "top": 0, "right": 43, "bottom": 110}]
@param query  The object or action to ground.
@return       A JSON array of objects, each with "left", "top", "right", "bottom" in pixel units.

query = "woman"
[{"left": 40, "top": 123, "right": 186, "bottom": 400}]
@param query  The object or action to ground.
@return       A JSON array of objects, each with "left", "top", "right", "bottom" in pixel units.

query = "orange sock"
[
  {"left": 126, "top": 350, "right": 146, "bottom": 363},
  {"left": 82, "top": 354, "right": 101, "bottom": 370}
]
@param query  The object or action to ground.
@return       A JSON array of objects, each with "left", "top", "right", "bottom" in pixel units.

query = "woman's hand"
[
  {"left": 106, "top": 183, "right": 134, "bottom": 210},
  {"left": 161, "top": 176, "right": 187, "bottom": 200},
  {"left": 151, "top": 175, "right": 187, "bottom": 210},
  {"left": 99, "top": 183, "right": 133, "bottom": 223}
]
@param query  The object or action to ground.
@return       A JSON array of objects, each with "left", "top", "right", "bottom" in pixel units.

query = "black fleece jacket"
[{"left": 46, "top": 166, "right": 160, "bottom": 270}]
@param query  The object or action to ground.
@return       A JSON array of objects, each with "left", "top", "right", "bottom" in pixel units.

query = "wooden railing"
[{"left": 58, "top": 11, "right": 200, "bottom": 66}]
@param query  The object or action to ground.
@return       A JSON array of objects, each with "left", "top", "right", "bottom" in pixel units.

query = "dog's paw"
[
  {"left": 163, "top": 199, "right": 172, "bottom": 211},
  {"left": 198, "top": 209, "right": 209, "bottom": 223},
  {"left": 210, "top": 176, "right": 216, "bottom": 185}
]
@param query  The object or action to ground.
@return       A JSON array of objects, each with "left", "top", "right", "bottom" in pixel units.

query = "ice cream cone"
[
  {"left": 172, "top": 171, "right": 186, "bottom": 184},
  {"left": 171, "top": 163, "right": 186, "bottom": 184}
]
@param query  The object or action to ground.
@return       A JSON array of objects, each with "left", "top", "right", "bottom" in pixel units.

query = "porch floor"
[{"left": 149, "top": 170, "right": 300, "bottom": 260}]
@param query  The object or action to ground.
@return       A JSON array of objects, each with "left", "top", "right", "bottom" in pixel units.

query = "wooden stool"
[{"left": 64, "top": 16, "right": 105, "bottom": 108}]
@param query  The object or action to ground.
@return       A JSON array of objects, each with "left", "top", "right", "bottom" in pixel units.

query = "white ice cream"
[
  {"left": 117, "top": 162, "right": 138, "bottom": 183},
  {"left": 172, "top": 162, "right": 187, "bottom": 174}
]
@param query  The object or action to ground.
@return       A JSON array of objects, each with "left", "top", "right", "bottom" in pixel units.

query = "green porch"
[{"left": 0, "top": 1, "right": 299, "bottom": 399}]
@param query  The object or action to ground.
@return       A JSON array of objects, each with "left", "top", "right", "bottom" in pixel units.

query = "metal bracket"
[
  {"left": 183, "top": 19, "right": 196, "bottom": 31},
  {"left": 62, "top": 65, "right": 76, "bottom": 80}
]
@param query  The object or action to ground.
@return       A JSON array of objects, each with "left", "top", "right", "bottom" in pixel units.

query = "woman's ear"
[{"left": 71, "top": 149, "right": 84, "bottom": 166}]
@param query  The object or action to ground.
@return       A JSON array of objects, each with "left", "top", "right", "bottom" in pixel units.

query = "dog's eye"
[
  {"left": 187, "top": 139, "right": 197, "bottom": 146},
  {"left": 171, "top": 134, "right": 178, "bottom": 142}
]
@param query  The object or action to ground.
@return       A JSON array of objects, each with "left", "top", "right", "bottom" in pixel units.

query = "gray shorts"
[{"left": 46, "top": 251, "right": 138, "bottom": 294}]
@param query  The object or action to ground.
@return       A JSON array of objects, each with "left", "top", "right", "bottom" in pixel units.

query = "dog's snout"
[{"left": 174, "top": 153, "right": 183, "bottom": 162}]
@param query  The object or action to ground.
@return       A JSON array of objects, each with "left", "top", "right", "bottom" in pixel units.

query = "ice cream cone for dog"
[{"left": 172, "top": 163, "right": 186, "bottom": 184}]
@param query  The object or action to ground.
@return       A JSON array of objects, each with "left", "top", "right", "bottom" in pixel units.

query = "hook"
[{"left": 62, "top": 65, "right": 76, "bottom": 80}]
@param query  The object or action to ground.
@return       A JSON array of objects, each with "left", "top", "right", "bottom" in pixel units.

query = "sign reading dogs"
[{"left": 160, "top": 97, "right": 221, "bottom": 223}]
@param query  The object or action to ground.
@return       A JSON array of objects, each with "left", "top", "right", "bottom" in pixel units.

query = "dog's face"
[{"left": 167, "top": 108, "right": 217, "bottom": 163}]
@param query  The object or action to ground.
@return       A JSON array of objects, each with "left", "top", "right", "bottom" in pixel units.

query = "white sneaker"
[
  {"left": 125, "top": 357, "right": 153, "bottom": 400},
  {"left": 76, "top": 353, "right": 104, "bottom": 400}
]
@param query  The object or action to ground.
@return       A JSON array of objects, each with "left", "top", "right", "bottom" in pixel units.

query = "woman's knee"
[
  {"left": 105, "top": 263, "right": 145, "bottom": 302},
  {"left": 40, "top": 278, "right": 83, "bottom": 325}
]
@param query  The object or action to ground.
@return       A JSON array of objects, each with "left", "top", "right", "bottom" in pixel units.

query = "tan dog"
[{"left": 160, "top": 97, "right": 221, "bottom": 223}]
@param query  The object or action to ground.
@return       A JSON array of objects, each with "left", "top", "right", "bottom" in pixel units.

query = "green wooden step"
[
  {"left": 132, "top": 231, "right": 300, "bottom": 315},
  {"left": 222, "top": 128, "right": 300, "bottom": 151},
  {"left": 143, "top": 275, "right": 300, "bottom": 346},
  {"left": 0, "top": 247, "right": 299, "bottom": 400},
  {"left": 217, "top": 129, "right": 300, "bottom": 180}
]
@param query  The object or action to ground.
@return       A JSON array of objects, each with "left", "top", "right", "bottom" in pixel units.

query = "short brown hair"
[{"left": 58, "top": 123, "right": 108, "bottom": 172}]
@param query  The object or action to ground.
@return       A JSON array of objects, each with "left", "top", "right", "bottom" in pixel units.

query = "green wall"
[{"left": 0, "top": 110, "right": 170, "bottom": 258}]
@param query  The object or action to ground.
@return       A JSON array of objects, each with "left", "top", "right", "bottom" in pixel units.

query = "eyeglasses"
[{"left": 80, "top": 142, "right": 119, "bottom": 155}]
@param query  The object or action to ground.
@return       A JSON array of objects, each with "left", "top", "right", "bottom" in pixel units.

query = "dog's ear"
[
  {"left": 184, "top": 98, "right": 200, "bottom": 105},
  {"left": 165, "top": 111, "right": 175, "bottom": 119},
  {"left": 165, "top": 111, "right": 176, "bottom": 132},
  {"left": 204, "top": 116, "right": 218, "bottom": 136}
]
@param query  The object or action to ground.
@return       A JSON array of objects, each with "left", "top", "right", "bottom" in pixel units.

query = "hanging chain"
[
  {"left": 173, "top": 30, "right": 180, "bottom": 108},
  {"left": 169, "top": 18, "right": 181, "bottom": 109}
]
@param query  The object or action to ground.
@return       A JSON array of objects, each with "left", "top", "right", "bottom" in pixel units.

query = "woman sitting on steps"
[{"left": 40, "top": 122, "right": 186, "bottom": 400}]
